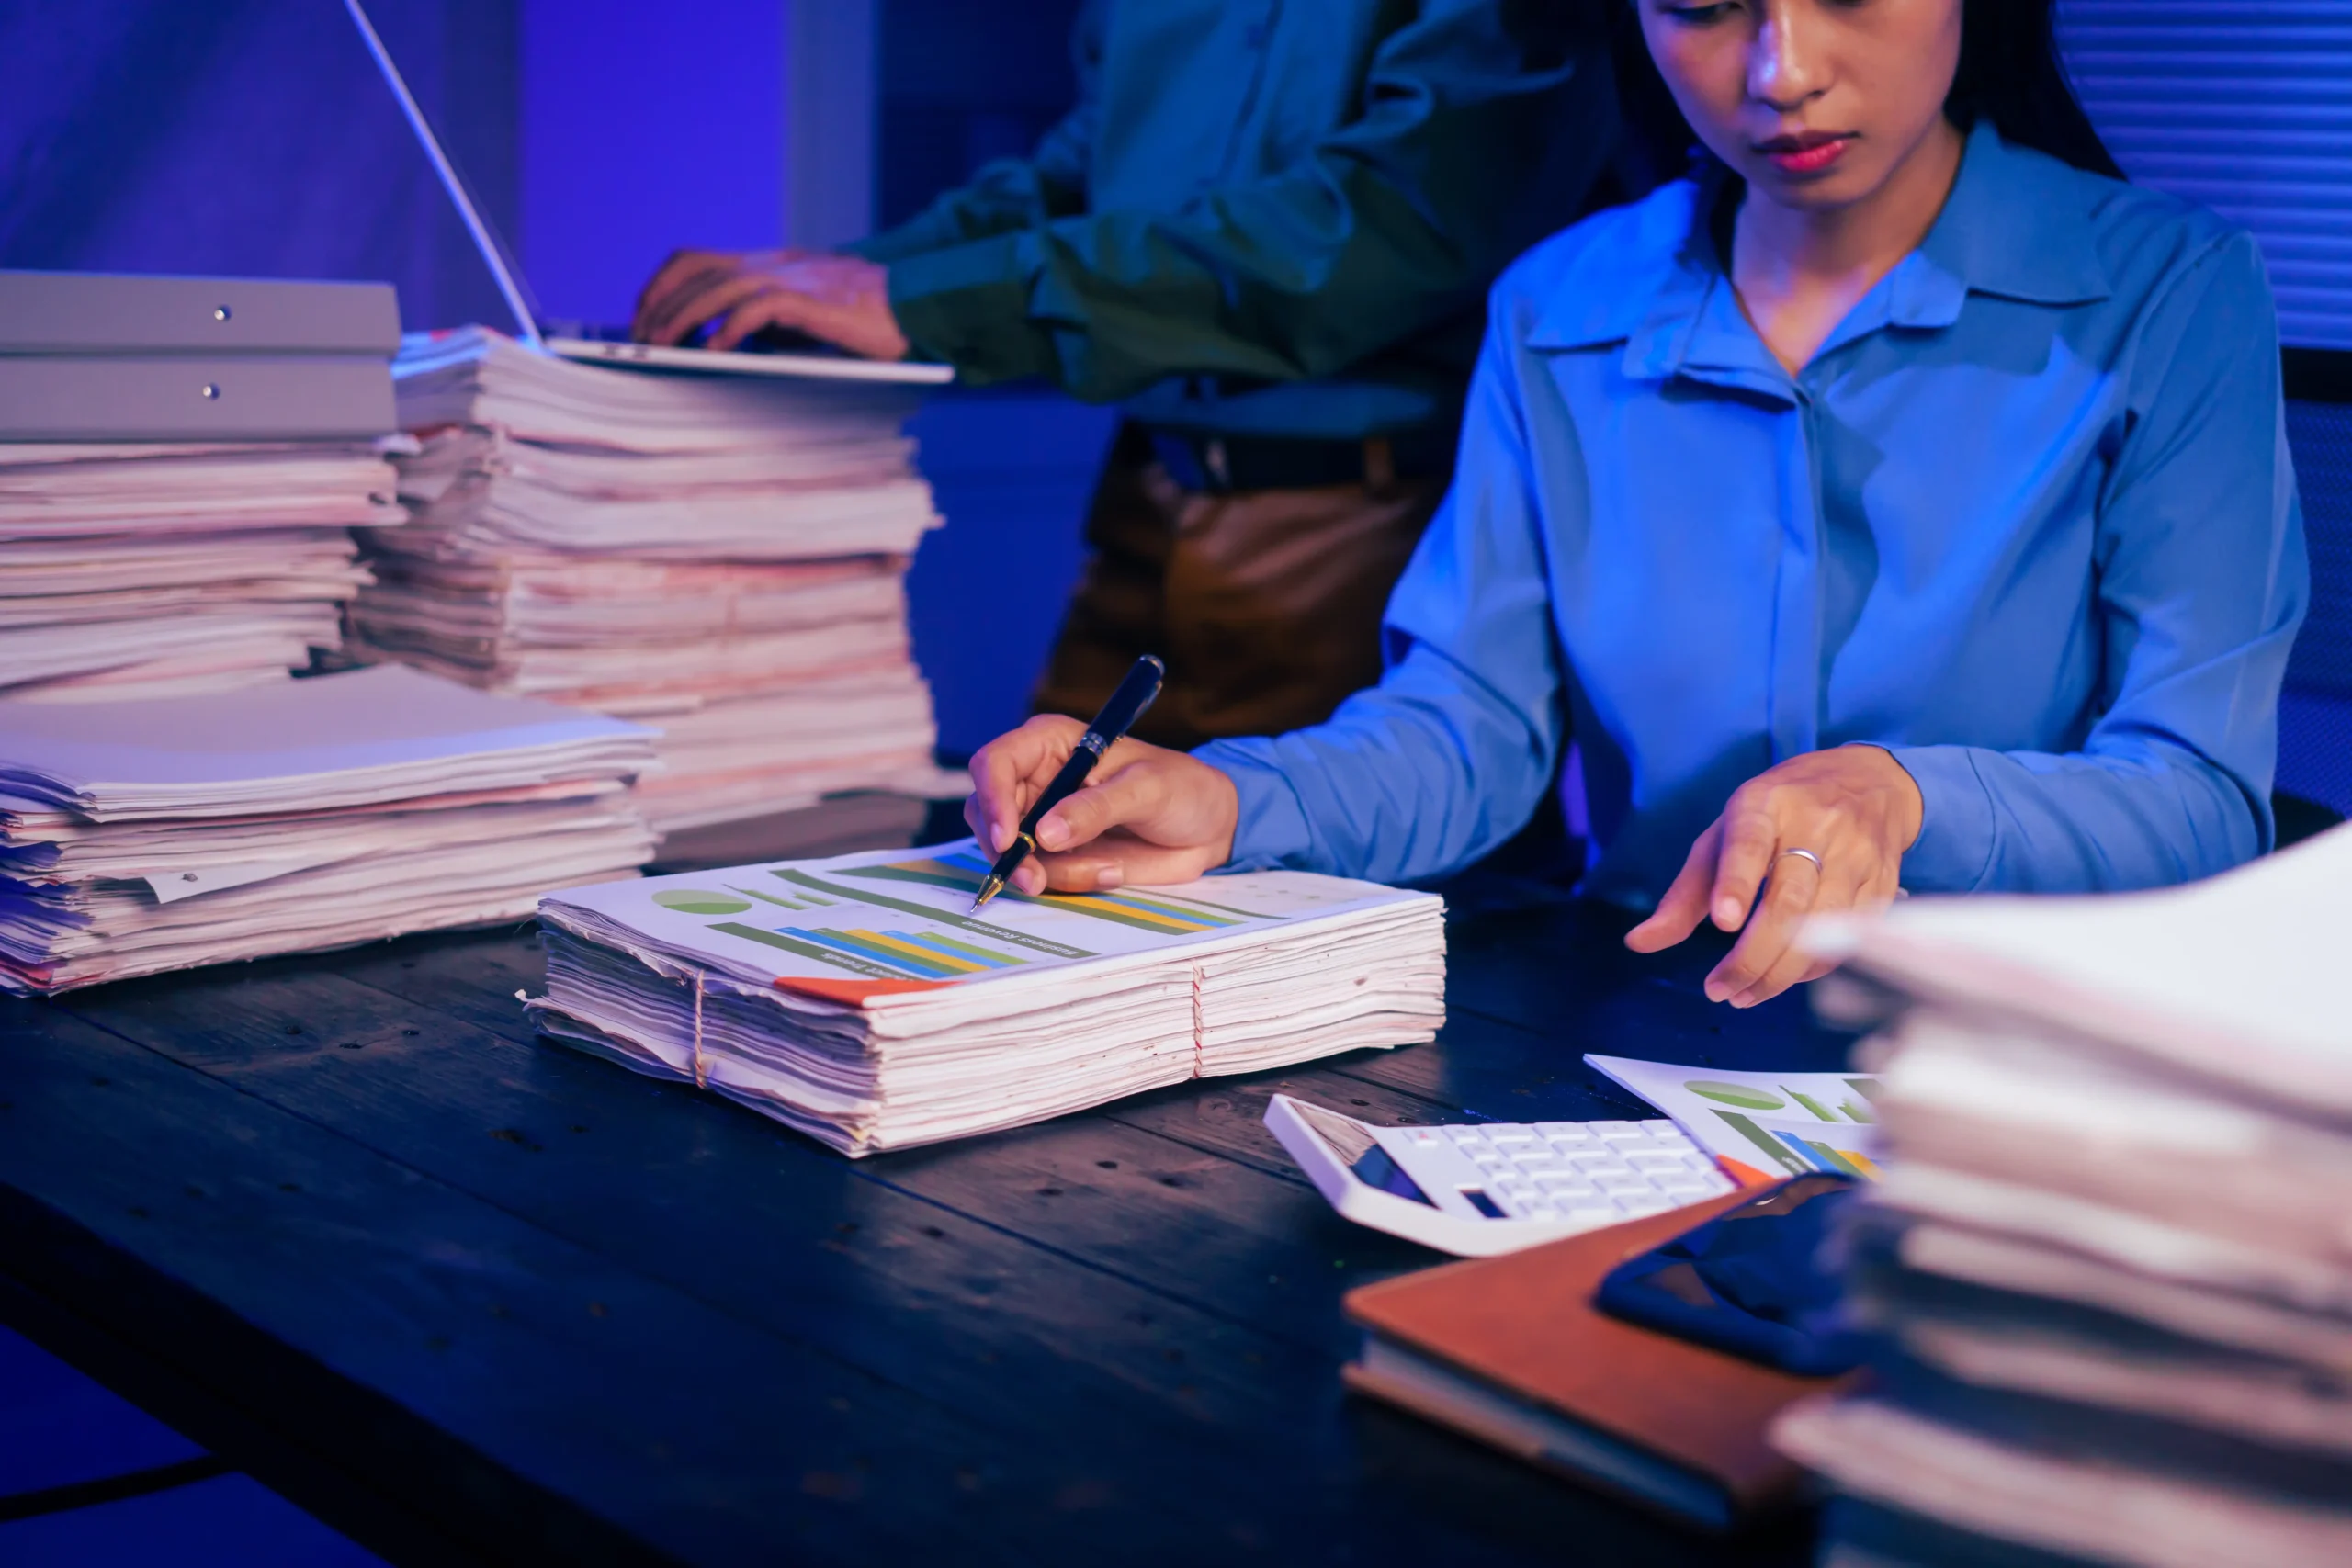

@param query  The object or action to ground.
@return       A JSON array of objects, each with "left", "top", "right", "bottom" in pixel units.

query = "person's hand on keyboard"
[{"left": 631, "top": 249, "right": 910, "bottom": 362}]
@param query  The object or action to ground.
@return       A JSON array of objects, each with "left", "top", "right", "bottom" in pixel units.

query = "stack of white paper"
[
  {"left": 527, "top": 844, "right": 1447, "bottom": 1156},
  {"left": 1772, "top": 828, "right": 2352, "bottom": 1568},
  {"left": 0, "top": 665, "right": 657, "bottom": 993},
  {"left": 347, "top": 329, "right": 950, "bottom": 834},
  {"left": 0, "top": 440, "right": 405, "bottom": 702}
]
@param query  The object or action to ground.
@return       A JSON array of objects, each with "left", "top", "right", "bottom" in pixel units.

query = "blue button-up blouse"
[{"left": 1198, "top": 121, "right": 2309, "bottom": 902}]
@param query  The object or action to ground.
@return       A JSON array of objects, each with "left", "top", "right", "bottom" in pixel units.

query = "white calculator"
[{"left": 1265, "top": 1094, "right": 1741, "bottom": 1258}]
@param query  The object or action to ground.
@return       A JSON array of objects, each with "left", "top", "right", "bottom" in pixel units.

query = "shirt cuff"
[
  {"left": 1193, "top": 739, "right": 1317, "bottom": 873},
  {"left": 884, "top": 233, "right": 1060, "bottom": 384},
  {"left": 1881, "top": 743, "right": 1996, "bottom": 893}
]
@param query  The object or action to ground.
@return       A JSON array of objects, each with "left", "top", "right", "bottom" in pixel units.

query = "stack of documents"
[
  {"left": 348, "top": 328, "right": 947, "bottom": 833},
  {"left": 528, "top": 845, "right": 1447, "bottom": 1155},
  {"left": 0, "top": 270, "right": 405, "bottom": 702},
  {"left": 1771, "top": 828, "right": 2352, "bottom": 1568},
  {"left": 0, "top": 666, "right": 656, "bottom": 993}
]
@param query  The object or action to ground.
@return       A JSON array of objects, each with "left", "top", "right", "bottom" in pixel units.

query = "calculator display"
[{"left": 1349, "top": 1145, "right": 1437, "bottom": 1206}]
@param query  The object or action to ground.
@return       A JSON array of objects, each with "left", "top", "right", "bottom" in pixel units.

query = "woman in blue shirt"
[{"left": 962, "top": 0, "right": 2309, "bottom": 1008}]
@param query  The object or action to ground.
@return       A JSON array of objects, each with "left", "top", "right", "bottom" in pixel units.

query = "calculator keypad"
[{"left": 1414, "top": 1119, "right": 1736, "bottom": 1223}]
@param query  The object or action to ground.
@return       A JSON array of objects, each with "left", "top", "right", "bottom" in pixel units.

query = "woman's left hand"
[{"left": 1624, "top": 746, "right": 1924, "bottom": 1007}]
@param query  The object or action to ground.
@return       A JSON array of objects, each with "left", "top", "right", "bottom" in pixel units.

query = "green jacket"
[{"left": 852, "top": 0, "right": 1616, "bottom": 440}]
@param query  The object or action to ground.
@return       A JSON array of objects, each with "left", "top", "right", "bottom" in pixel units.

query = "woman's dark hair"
[
  {"left": 1949, "top": 0, "right": 2124, "bottom": 178},
  {"left": 1610, "top": 0, "right": 2125, "bottom": 193}
]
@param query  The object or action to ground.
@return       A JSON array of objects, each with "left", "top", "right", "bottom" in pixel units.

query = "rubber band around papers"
[
  {"left": 1191, "top": 962, "right": 1205, "bottom": 1079},
  {"left": 690, "top": 966, "right": 708, "bottom": 1089}
]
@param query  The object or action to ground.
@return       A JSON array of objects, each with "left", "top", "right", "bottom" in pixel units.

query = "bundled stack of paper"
[
  {"left": 527, "top": 844, "right": 1446, "bottom": 1155},
  {"left": 347, "top": 327, "right": 953, "bottom": 834},
  {"left": 0, "top": 270, "right": 407, "bottom": 702},
  {"left": 0, "top": 666, "right": 657, "bottom": 994},
  {"left": 1772, "top": 827, "right": 2352, "bottom": 1568}
]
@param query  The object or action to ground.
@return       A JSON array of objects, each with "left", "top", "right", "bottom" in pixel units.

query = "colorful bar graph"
[
  {"left": 786, "top": 928, "right": 962, "bottom": 978},
  {"left": 838, "top": 857, "right": 1002, "bottom": 897},
  {"left": 1801, "top": 1138, "right": 1865, "bottom": 1179},
  {"left": 1763, "top": 1130, "right": 1878, "bottom": 1181},
  {"left": 850, "top": 930, "right": 989, "bottom": 975},
  {"left": 1039, "top": 892, "right": 1225, "bottom": 934},
  {"left": 1073, "top": 888, "right": 1248, "bottom": 927},
  {"left": 929, "top": 851, "right": 1272, "bottom": 921},
  {"left": 707, "top": 922, "right": 903, "bottom": 980},
  {"left": 1715, "top": 1111, "right": 1811, "bottom": 1176},
  {"left": 835, "top": 854, "right": 1260, "bottom": 934},
  {"left": 769, "top": 870, "right": 1096, "bottom": 959},
  {"left": 896, "top": 931, "right": 1023, "bottom": 969},
  {"left": 1769, "top": 1133, "right": 1834, "bottom": 1170},
  {"left": 1784, "top": 1088, "right": 1837, "bottom": 1122}
]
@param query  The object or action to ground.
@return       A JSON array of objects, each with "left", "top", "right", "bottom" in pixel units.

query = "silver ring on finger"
[{"left": 1776, "top": 847, "right": 1824, "bottom": 873}]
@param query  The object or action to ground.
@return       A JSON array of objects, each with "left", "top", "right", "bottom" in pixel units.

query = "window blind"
[{"left": 2057, "top": 2, "right": 2352, "bottom": 350}]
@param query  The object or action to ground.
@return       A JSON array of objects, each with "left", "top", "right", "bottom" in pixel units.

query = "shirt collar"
[
  {"left": 1908, "top": 118, "right": 2111, "bottom": 312},
  {"left": 1528, "top": 120, "right": 2112, "bottom": 370}
]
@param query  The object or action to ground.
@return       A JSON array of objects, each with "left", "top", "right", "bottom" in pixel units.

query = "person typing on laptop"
[{"left": 629, "top": 0, "right": 1619, "bottom": 747}]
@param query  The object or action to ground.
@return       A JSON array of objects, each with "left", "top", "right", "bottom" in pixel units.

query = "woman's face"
[{"left": 1640, "top": 0, "right": 1965, "bottom": 211}]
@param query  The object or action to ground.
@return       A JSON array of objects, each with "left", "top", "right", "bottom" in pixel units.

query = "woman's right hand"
[{"left": 963, "top": 716, "right": 1240, "bottom": 895}]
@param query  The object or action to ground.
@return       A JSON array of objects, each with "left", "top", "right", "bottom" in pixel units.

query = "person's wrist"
[
  {"left": 1842, "top": 742, "right": 1923, "bottom": 850},
  {"left": 1204, "top": 761, "right": 1240, "bottom": 868}
]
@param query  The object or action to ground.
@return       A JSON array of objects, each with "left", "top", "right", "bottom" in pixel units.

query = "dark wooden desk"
[{"left": 0, "top": 885, "right": 1850, "bottom": 1566}]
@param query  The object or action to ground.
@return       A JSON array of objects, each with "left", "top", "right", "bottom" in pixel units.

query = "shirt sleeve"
[
  {"left": 1195, "top": 303, "right": 1567, "bottom": 882},
  {"left": 876, "top": 0, "right": 1612, "bottom": 398},
  {"left": 845, "top": 3, "right": 1101, "bottom": 265},
  {"left": 1890, "top": 231, "right": 2311, "bottom": 894}
]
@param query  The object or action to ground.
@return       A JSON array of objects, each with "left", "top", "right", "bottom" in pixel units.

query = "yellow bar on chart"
[{"left": 844, "top": 930, "right": 987, "bottom": 974}]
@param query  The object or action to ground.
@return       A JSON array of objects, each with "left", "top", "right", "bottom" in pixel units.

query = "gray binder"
[
  {"left": 0, "top": 356, "right": 396, "bottom": 440},
  {"left": 0, "top": 270, "right": 401, "bottom": 356}
]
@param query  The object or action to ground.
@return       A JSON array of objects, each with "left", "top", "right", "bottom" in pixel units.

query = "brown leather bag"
[{"left": 1037, "top": 430, "right": 1441, "bottom": 747}]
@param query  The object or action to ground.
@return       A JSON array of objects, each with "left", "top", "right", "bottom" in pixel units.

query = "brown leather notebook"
[{"left": 1342, "top": 1190, "right": 1858, "bottom": 1531}]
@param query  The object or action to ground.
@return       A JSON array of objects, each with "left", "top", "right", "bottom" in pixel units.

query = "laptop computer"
[{"left": 345, "top": 0, "right": 949, "bottom": 387}]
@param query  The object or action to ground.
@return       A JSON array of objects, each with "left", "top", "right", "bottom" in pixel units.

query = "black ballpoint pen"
[{"left": 967, "top": 655, "right": 1166, "bottom": 912}]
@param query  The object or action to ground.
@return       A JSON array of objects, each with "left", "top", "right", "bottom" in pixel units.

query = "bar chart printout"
[
  {"left": 583, "top": 840, "right": 1413, "bottom": 993},
  {"left": 1583, "top": 1055, "right": 1887, "bottom": 1186}
]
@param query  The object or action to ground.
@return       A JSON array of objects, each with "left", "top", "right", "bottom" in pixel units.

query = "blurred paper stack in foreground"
[
  {"left": 0, "top": 666, "right": 656, "bottom": 994},
  {"left": 0, "top": 270, "right": 407, "bottom": 702},
  {"left": 349, "top": 327, "right": 953, "bottom": 836},
  {"left": 1774, "top": 827, "right": 2352, "bottom": 1568}
]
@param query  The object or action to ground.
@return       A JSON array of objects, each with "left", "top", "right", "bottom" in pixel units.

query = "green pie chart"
[
  {"left": 1685, "top": 1081, "right": 1786, "bottom": 1111},
  {"left": 653, "top": 889, "right": 752, "bottom": 916}
]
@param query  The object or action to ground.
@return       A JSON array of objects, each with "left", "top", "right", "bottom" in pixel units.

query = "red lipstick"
[{"left": 1756, "top": 130, "right": 1853, "bottom": 176}]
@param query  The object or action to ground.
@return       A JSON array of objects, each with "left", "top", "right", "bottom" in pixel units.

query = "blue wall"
[
  {"left": 0, "top": 0, "right": 520, "bottom": 332},
  {"left": 516, "top": 0, "right": 788, "bottom": 329},
  {"left": 905, "top": 389, "right": 1115, "bottom": 758}
]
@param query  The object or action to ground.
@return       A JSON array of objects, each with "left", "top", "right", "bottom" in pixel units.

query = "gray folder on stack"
[{"left": 0, "top": 269, "right": 399, "bottom": 439}]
